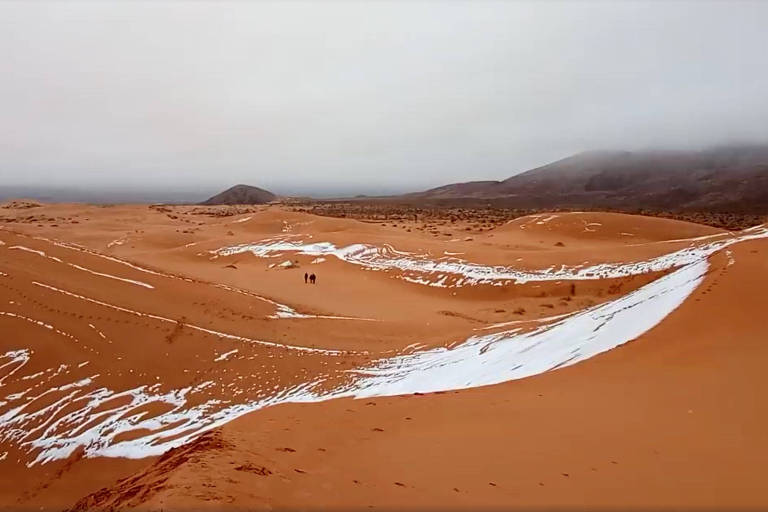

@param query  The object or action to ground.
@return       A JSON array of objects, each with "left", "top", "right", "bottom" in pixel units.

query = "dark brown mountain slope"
[
  {"left": 410, "top": 145, "right": 768, "bottom": 213},
  {"left": 202, "top": 184, "right": 278, "bottom": 205}
]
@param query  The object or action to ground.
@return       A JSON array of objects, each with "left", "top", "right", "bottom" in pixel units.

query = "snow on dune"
[
  {"left": 7, "top": 245, "right": 154, "bottom": 289},
  {"left": 106, "top": 237, "right": 127, "bottom": 248},
  {"left": 6, "top": 233, "right": 352, "bottom": 320},
  {"left": 214, "top": 349, "right": 239, "bottom": 362},
  {"left": 1, "top": 225, "right": 765, "bottom": 465},
  {"left": 536, "top": 214, "right": 558, "bottom": 225},
  {"left": 0, "top": 350, "right": 31, "bottom": 387},
  {"left": 66, "top": 263, "right": 154, "bottom": 289},
  {"left": 212, "top": 227, "right": 768, "bottom": 287},
  {"left": 0, "top": 311, "right": 81, "bottom": 344},
  {"left": 342, "top": 259, "right": 706, "bottom": 396},
  {"left": 30, "top": 281, "right": 349, "bottom": 355},
  {"left": 0, "top": 253, "right": 712, "bottom": 464}
]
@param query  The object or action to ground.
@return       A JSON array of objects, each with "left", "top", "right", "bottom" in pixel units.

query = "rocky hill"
[
  {"left": 202, "top": 184, "right": 278, "bottom": 205},
  {"left": 409, "top": 145, "right": 768, "bottom": 213}
]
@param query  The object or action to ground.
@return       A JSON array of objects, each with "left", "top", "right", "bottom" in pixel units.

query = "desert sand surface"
[{"left": 0, "top": 200, "right": 766, "bottom": 510}]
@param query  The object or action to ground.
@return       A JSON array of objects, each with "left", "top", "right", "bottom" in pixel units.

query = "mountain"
[
  {"left": 409, "top": 145, "right": 768, "bottom": 213},
  {"left": 202, "top": 184, "right": 278, "bottom": 205}
]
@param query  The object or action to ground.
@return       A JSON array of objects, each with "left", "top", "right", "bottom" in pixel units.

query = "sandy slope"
[
  {"left": 0, "top": 202, "right": 764, "bottom": 510},
  {"left": 69, "top": 241, "right": 768, "bottom": 510}
]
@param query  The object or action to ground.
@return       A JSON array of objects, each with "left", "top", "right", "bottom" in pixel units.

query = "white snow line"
[
  {"left": 477, "top": 311, "right": 576, "bottom": 331},
  {"left": 9, "top": 246, "right": 49, "bottom": 258},
  {"left": 211, "top": 226, "right": 768, "bottom": 287},
  {"left": 624, "top": 232, "right": 730, "bottom": 247},
  {"left": 12, "top": 232, "right": 343, "bottom": 319},
  {"left": 341, "top": 258, "right": 709, "bottom": 397},
  {"left": 29, "top": 235, "right": 184, "bottom": 281},
  {"left": 67, "top": 263, "right": 154, "bottom": 289},
  {"left": 31, "top": 281, "right": 350, "bottom": 355},
  {"left": 106, "top": 237, "right": 127, "bottom": 249},
  {"left": 87, "top": 323, "right": 108, "bottom": 341},
  {"left": 536, "top": 214, "right": 558, "bottom": 225},
  {"left": 9, "top": 245, "right": 153, "bottom": 289},
  {"left": 0, "top": 349, "right": 31, "bottom": 387},
  {"left": 214, "top": 349, "right": 238, "bottom": 362},
  {"left": 0, "top": 312, "right": 81, "bottom": 344}
]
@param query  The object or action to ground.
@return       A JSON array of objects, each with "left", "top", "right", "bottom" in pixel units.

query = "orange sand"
[{"left": 0, "top": 201, "right": 764, "bottom": 510}]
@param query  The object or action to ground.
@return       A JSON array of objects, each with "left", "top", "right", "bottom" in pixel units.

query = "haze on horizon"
[{"left": 1, "top": 0, "right": 767, "bottom": 201}]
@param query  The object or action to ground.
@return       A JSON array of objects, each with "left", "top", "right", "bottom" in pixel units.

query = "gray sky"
[{"left": 1, "top": 0, "right": 767, "bottom": 199}]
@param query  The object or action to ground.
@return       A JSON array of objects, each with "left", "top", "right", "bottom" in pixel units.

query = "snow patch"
[{"left": 214, "top": 349, "right": 239, "bottom": 362}]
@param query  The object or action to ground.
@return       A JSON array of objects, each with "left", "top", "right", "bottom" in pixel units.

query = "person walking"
[
  {"left": 304, "top": 272, "right": 308, "bottom": 284},
  {"left": 309, "top": 273, "right": 316, "bottom": 284}
]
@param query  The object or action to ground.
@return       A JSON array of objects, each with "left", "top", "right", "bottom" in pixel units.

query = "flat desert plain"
[{"left": 0, "top": 201, "right": 766, "bottom": 510}]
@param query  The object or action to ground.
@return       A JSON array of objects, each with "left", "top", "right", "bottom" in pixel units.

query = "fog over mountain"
[{"left": 1, "top": 1, "right": 767, "bottom": 198}]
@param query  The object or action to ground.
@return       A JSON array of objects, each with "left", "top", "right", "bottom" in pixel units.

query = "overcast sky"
[{"left": 1, "top": 0, "right": 767, "bottom": 198}]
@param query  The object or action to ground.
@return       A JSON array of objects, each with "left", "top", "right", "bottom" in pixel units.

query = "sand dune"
[{"left": 0, "top": 202, "right": 766, "bottom": 509}]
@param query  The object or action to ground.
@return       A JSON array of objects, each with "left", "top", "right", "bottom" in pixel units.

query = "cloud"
[{"left": 1, "top": 0, "right": 766, "bottom": 196}]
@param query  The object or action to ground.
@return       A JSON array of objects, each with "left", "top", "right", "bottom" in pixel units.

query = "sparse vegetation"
[{"left": 286, "top": 199, "right": 766, "bottom": 231}]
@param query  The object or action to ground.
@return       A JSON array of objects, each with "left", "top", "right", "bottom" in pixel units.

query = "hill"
[
  {"left": 409, "top": 145, "right": 768, "bottom": 213},
  {"left": 202, "top": 184, "right": 277, "bottom": 205}
]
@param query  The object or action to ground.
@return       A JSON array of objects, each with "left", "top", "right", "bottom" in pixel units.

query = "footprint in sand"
[{"left": 234, "top": 464, "right": 271, "bottom": 476}]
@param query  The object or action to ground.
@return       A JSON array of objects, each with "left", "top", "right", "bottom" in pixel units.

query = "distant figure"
[
  {"left": 304, "top": 272, "right": 308, "bottom": 284},
  {"left": 309, "top": 273, "right": 316, "bottom": 284}
]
